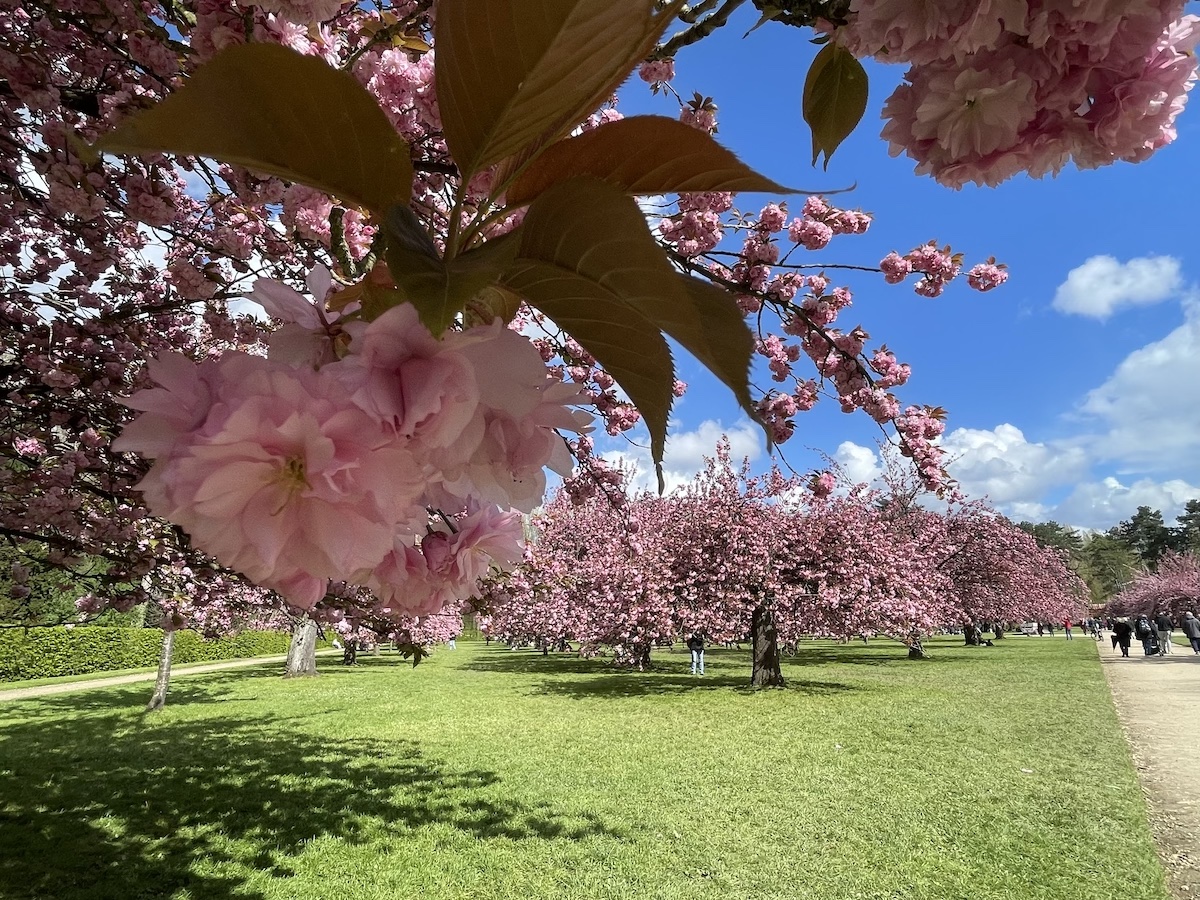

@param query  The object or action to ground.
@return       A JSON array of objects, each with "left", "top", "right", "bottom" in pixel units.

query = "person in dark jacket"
[
  {"left": 687, "top": 634, "right": 705, "bottom": 675},
  {"left": 1153, "top": 610, "right": 1174, "bottom": 655},
  {"left": 1112, "top": 618, "right": 1133, "bottom": 658},
  {"left": 1135, "top": 615, "right": 1158, "bottom": 656},
  {"left": 1181, "top": 611, "right": 1200, "bottom": 654}
]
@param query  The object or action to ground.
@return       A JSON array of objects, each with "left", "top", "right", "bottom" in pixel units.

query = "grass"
[{"left": 0, "top": 636, "right": 1168, "bottom": 900}]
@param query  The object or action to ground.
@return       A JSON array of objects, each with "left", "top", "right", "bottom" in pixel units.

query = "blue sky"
[{"left": 596, "top": 5, "right": 1200, "bottom": 533}]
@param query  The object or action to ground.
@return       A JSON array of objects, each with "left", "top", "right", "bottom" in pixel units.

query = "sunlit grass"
[{"left": 0, "top": 636, "right": 1167, "bottom": 899}]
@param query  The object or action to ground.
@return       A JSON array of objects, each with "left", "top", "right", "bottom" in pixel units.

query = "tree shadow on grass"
[
  {"left": 0, "top": 694, "right": 623, "bottom": 900},
  {"left": 527, "top": 672, "right": 860, "bottom": 699},
  {"left": 781, "top": 643, "right": 961, "bottom": 668},
  {"left": 460, "top": 648, "right": 617, "bottom": 677},
  {"left": 460, "top": 648, "right": 862, "bottom": 698}
]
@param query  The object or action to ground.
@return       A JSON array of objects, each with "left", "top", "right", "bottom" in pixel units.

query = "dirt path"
[
  {"left": 0, "top": 650, "right": 340, "bottom": 703},
  {"left": 1099, "top": 637, "right": 1200, "bottom": 898}
]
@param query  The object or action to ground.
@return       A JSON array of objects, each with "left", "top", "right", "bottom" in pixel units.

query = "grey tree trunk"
[
  {"left": 750, "top": 601, "right": 784, "bottom": 687},
  {"left": 963, "top": 622, "right": 982, "bottom": 645},
  {"left": 907, "top": 639, "right": 929, "bottom": 659},
  {"left": 285, "top": 616, "right": 319, "bottom": 677},
  {"left": 145, "top": 628, "right": 175, "bottom": 712}
]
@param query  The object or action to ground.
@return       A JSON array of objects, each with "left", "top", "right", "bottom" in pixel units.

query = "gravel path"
[
  {"left": 0, "top": 650, "right": 340, "bottom": 702},
  {"left": 1099, "top": 637, "right": 1200, "bottom": 899}
]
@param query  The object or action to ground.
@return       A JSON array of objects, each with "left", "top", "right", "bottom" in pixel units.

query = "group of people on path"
[{"left": 1110, "top": 611, "right": 1200, "bottom": 658}]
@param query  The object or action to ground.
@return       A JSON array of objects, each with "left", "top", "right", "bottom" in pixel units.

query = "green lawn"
[{"left": 0, "top": 637, "right": 1168, "bottom": 900}]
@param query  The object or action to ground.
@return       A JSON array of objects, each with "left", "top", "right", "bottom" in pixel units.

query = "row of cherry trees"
[
  {"left": 476, "top": 441, "right": 1088, "bottom": 685},
  {"left": 1103, "top": 551, "right": 1200, "bottom": 620}
]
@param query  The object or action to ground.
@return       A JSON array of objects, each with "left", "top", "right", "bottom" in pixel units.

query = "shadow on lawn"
[
  {"left": 782, "top": 644, "right": 931, "bottom": 667},
  {"left": 461, "top": 647, "right": 616, "bottom": 677},
  {"left": 0, "top": 690, "right": 622, "bottom": 900},
  {"left": 462, "top": 647, "right": 862, "bottom": 697},
  {"left": 528, "top": 672, "right": 860, "bottom": 699}
]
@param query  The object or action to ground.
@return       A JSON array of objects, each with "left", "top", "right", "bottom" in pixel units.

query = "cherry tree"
[
  {"left": 1105, "top": 550, "right": 1200, "bottom": 619},
  {"left": 333, "top": 606, "right": 463, "bottom": 666},
  {"left": 773, "top": 489, "right": 949, "bottom": 660},
  {"left": 931, "top": 503, "right": 1089, "bottom": 643},
  {"left": 646, "top": 442, "right": 802, "bottom": 685},
  {"left": 476, "top": 479, "right": 676, "bottom": 668}
]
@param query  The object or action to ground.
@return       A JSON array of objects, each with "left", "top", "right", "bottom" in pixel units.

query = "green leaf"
[
  {"left": 802, "top": 42, "right": 868, "bottom": 170},
  {"left": 435, "top": 0, "right": 686, "bottom": 179},
  {"left": 667, "top": 273, "right": 761, "bottom": 441},
  {"left": 502, "top": 260, "right": 675, "bottom": 492},
  {"left": 507, "top": 115, "right": 798, "bottom": 206},
  {"left": 92, "top": 43, "right": 413, "bottom": 215},
  {"left": 505, "top": 177, "right": 762, "bottom": 486},
  {"left": 383, "top": 208, "right": 520, "bottom": 335}
]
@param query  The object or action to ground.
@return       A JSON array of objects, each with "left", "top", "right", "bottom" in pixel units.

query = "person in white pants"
[
  {"left": 687, "top": 634, "right": 705, "bottom": 675},
  {"left": 1154, "top": 610, "right": 1174, "bottom": 656}
]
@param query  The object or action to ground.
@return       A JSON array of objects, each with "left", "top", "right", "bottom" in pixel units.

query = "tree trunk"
[
  {"left": 993, "top": 626, "right": 1005, "bottom": 640},
  {"left": 907, "top": 639, "right": 929, "bottom": 660},
  {"left": 750, "top": 601, "right": 784, "bottom": 688},
  {"left": 285, "top": 616, "right": 319, "bottom": 677},
  {"left": 342, "top": 641, "right": 357, "bottom": 666},
  {"left": 963, "top": 622, "right": 981, "bottom": 645},
  {"left": 145, "top": 628, "right": 175, "bottom": 712}
]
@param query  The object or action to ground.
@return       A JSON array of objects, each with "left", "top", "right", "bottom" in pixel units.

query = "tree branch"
[{"left": 652, "top": 0, "right": 748, "bottom": 59}]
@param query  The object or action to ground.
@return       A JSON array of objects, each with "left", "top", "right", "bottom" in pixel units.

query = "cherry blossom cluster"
[
  {"left": 660, "top": 183, "right": 999, "bottom": 493},
  {"left": 523, "top": 310, "right": 653, "bottom": 441},
  {"left": 834, "top": 1, "right": 1200, "bottom": 186},
  {"left": 114, "top": 269, "right": 591, "bottom": 614}
]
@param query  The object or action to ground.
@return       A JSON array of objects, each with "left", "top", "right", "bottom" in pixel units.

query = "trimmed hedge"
[{"left": 0, "top": 627, "right": 294, "bottom": 682}]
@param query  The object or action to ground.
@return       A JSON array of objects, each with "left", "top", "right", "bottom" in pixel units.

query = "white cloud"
[
  {"left": 832, "top": 441, "right": 883, "bottom": 486},
  {"left": 601, "top": 419, "right": 764, "bottom": 494},
  {"left": 1051, "top": 476, "right": 1200, "bottom": 532},
  {"left": 1052, "top": 254, "right": 1182, "bottom": 319},
  {"left": 940, "top": 423, "right": 1089, "bottom": 507},
  {"left": 1078, "top": 295, "right": 1200, "bottom": 474}
]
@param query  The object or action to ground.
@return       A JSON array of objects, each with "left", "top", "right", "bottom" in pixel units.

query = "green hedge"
[{"left": 0, "top": 627, "right": 294, "bottom": 682}]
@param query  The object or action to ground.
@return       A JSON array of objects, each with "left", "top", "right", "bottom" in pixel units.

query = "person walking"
[
  {"left": 1153, "top": 610, "right": 1174, "bottom": 655},
  {"left": 1112, "top": 618, "right": 1133, "bottom": 658},
  {"left": 1135, "top": 614, "right": 1158, "bottom": 656},
  {"left": 1064, "top": 618, "right": 1074, "bottom": 640},
  {"left": 1181, "top": 611, "right": 1200, "bottom": 654},
  {"left": 687, "top": 633, "right": 706, "bottom": 675}
]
